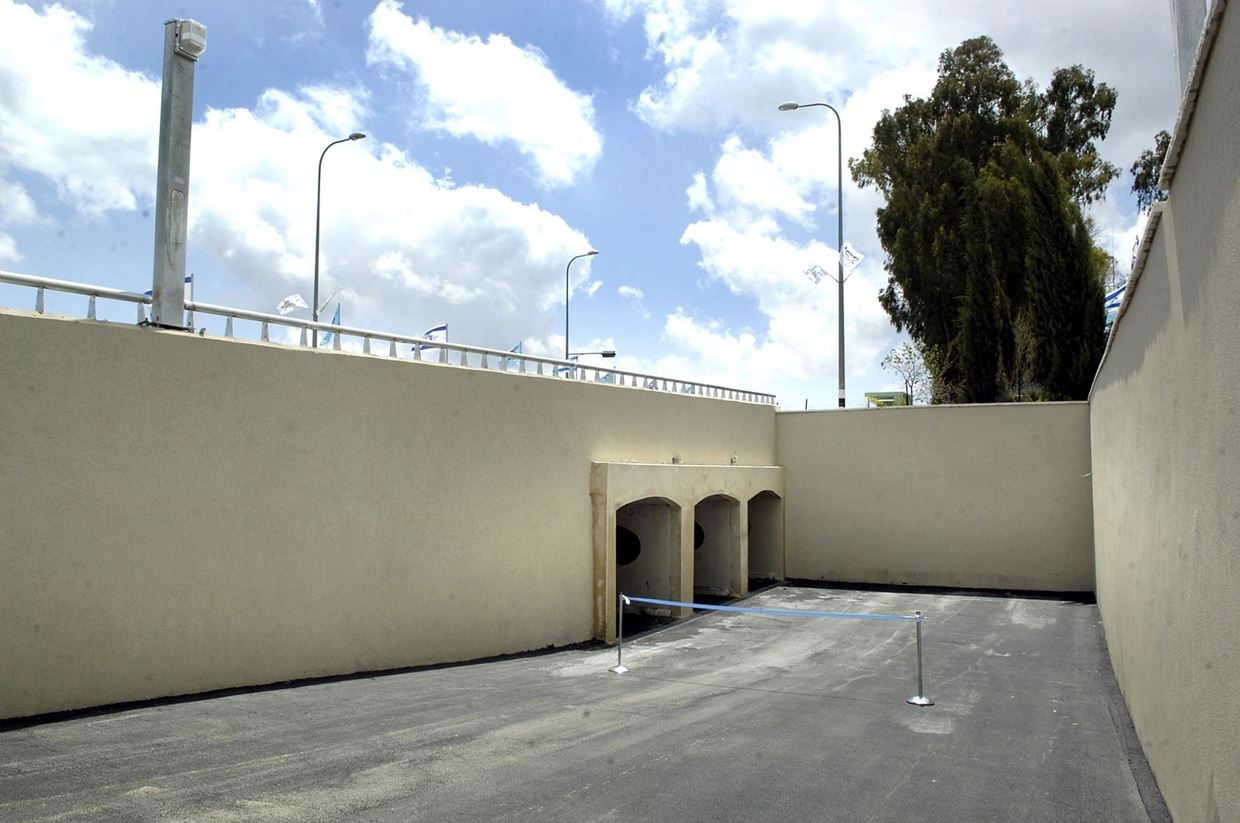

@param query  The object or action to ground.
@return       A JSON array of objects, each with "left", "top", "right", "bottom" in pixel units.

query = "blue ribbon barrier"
[{"left": 611, "top": 593, "right": 934, "bottom": 707}]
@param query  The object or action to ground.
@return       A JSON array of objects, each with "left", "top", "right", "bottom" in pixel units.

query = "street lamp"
[
  {"left": 313, "top": 131, "right": 366, "bottom": 347},
  {"left": 779, "top": 100, "right": 846, "bottom": 408},
  {"left": 565, "top": 250, "right": 598, "bottom": 359},
  {"left": 569, "top": 350, "right": 617, "bottom": 358}
]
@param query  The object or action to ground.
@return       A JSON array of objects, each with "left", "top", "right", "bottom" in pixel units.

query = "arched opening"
[
  {"left": 694, "top": 494, "right": 741, "bottom": 598},
  {"left": 748, "top": 490, "right": 784, "bottom": 588},
  {"left": 615, "top": 497, "right": 681, "bottom": 613}
]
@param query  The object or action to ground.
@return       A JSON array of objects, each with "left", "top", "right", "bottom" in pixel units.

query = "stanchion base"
[
  {"left": 906, "top": 695, "right": 934, "bottom": 706},
  {"left": 609, "top": 665, "right": 630, "bottom": 674}
]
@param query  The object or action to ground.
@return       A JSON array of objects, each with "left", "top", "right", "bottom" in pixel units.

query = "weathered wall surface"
[
  {"left": 776, "top": 404, "right": 1094, "bottom": 592},
  {"left": 1089, "top": 5, "right": 1240, "bottom": 819},
  {"left": 0, "top": 310, "right": 775, "bottom": 719}
]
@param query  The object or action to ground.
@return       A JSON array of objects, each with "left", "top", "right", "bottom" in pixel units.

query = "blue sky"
[{"left": 0, "top": 0, "right": 1179, "bottom": 407}]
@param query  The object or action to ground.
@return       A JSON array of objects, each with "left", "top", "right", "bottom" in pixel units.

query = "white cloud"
[
  {"left": 0, "top": 0, "right": 597, "bottom": 351},
  {"left": 601, "top": 0, "right": 1177, "bottom": 406},
  {"left": 686, "top": 171, "right": 713, "bottom": 212},
  {"left": 0, "top": 177, "right": 38, "bottom": 262},
  {"left": 0, "top": 232, "right": 19, "bottom": 263},
  {"left": 189, "top": 85, "right": 595, "bottom": 348},
  {"left": 586, "top": 280, "right": 604, "bottom": 297},
  {"left": 0, "top": 0, "right": 159, "bottom": 255},
  {"left": 618, "top": 284, "right": 650, "bottom": 318},
  {"left": 607, "top": 0, "right": 1175, "bottom": 146},
  {"left": 367, "top": 0, "right": 602, "bottom": 187}
]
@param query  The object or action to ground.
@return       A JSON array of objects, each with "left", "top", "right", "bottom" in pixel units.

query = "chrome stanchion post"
[
  {"left": 907, "top": 610, "right": 934, "bottom": 706},
  {"left": 610, "top": 594, "right": 631, "bottom": 674}
]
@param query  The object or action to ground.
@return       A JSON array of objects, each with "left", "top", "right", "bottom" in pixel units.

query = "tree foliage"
[
  {"left": 880, "top": 342, "right": 931, "bottom": 404},
  {"left": 1130, "top": 130, "right": 1170, "bottom": 213},
  {"left": 851, "top": 36, "right": 1112, "bottom": 402}
]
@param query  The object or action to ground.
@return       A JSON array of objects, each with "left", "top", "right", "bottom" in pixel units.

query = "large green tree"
[
  {"left": 851, "top": 36, "right": 1112, "bottom": 402},
  {"left": 1130, "top": 129, "right": 1171, "bottom": 213}
]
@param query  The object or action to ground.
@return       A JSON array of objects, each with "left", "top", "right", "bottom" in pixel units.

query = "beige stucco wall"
[
  {"left": 1089, "top": 5, "right": 1240, "bottom": 819},
  {"left": 776, "top": 404, "right": 1094, "bottom": 591},
  {"left": 0, "top": 310, "right": 775, "bottom": 719}
]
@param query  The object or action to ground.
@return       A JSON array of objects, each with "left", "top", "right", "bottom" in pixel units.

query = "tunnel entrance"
[
  {"left": 591, "top": 461, "right": 785, "bottom": 643},
  {"left": 693, "top": 494, "right": 741, "bottom": 598},
  {"left": 615, "top": 497, "right": 681, "bottom": 626},
  {"left": 748, "top": 490, "right": 784, "bottom": 588}
]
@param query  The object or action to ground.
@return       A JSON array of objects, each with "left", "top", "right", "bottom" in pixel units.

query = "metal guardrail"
[{"left": 0, "top": 270, "right": 777, "bottom": 405}]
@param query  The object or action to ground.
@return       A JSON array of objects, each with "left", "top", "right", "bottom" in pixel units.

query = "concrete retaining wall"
[
  {"left": 1089, "top": 4, "right": 1240, "bottom": 818},
  {"left": 0, "top": 310, "right": 775, "bottom": 719},
  {"left": 776, "top": 404, "right": 1094, "bottom": 592}
]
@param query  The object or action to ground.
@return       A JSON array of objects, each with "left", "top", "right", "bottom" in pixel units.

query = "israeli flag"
[
  {"left": 320, "top": 303, "right": 342, "bottom": 348},
  {"left": 556, "top": 354, "right": 579, "bottom": 377},
  {"left": 500, "top": 341, "right": 523, "bottom": 370},
  {"left": 1104, "top": 285, "right": 1126, "bottom": 311},
  {"left": 416, "top": 323, "right": 448, "bottom": 352}
]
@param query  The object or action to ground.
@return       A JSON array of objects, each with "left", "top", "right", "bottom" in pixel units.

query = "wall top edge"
[
  {"left": 1158, "top": 0, "right": 1229, "bottom": 190},
  {"left": 777, "top": 401, "right": 1089, "bottom": 415},
  {"left": 1089, "top": 202, "right": 1167, "bottom": 401},
  {"left": 591, "top": 461, "right": 783, "bottom": 470}
]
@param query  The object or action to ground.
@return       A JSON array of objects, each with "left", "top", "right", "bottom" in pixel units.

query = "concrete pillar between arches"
[{"left": 676, "top": 505, "right": 694, "bottom": 618}]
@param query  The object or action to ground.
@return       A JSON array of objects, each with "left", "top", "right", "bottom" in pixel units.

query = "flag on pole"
[
  {"left": 1104, "top": 284, "right": 1126, "bottom": 327},
  {"left": 840, "top": 242, "right": 865, "bottom": 272},
  {"left": 500, "top": 341, "right": 523, "bottom": 370},
  {"left": 416, "top": 323, "right": 448, "bottom": 352},
  {"left": 320, "top": 303, "right": 342, "bottom": 348},
  {"left": 1103, "top": 285, "right": 1126, "bottom": 311},
  {"left": 556, "top": 354, "right": 579, "bottom": 377},
  {"left": 804, "top": 265, "right": 828, "bottom": 284},
  {"left": 277, "top": 294, "right": 309, "bottom": 315}
]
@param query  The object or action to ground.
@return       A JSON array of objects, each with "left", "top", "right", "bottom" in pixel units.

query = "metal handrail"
[{"left": 0, "top": 270, "right": 777, "bottom": 404}]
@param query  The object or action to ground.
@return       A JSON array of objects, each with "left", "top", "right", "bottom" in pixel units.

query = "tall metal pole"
[
  {"left": 313, "top": 133, "right": 365, "bottom": 348},
  {"left": 831, "top": 106, "right": 845, "bottom": 408},
  {"left": 151, "top": 19, "right": 206, "bottom": 329},
  {"left": 778, "top": 101, "right": 845, "bottom": 407},
  {"left": 564, "top": 250, "right": 598, "bottom": 360}
]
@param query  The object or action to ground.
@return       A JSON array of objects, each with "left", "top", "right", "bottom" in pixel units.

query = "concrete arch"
[
  {"left": 694, "top": 494, "right": 742, "bottom": 596},
  {"left": 691, "top": 491, "right": 741, "bottom": 508},
  {"left": 615, "top": 497, "right": 682, "bottom": 610},
  {"left": 747, "top": 490, "right": 784, "bottom": 584},
  {"left": 591, "top": 461, "right": 785, "bottom": 642}
]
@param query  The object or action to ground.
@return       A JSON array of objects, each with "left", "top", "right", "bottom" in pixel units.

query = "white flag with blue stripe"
[
  {"left": 500, "top": 341, "right": 523, "bottom": 370},
  {"left": 416, "top": 323, "right": 448, "bottom": 352}
]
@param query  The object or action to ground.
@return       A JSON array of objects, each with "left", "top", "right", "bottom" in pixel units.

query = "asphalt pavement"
[{"left": 0, "top": 586, "right": 1167, "bottom": 822}]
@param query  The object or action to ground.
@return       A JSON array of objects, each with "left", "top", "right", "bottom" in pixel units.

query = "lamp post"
[
  {"left": 569, "top": 350, "right": 616, "bottom": 359},
  {"left": 565, "top": 250, "right": 598, "bottom": 359},
  {"left": 779, "top": 100, "right": 846, "bottom": 408},
  {"left": 313, "top": 132, "right": 366, "bottom": 347}
]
